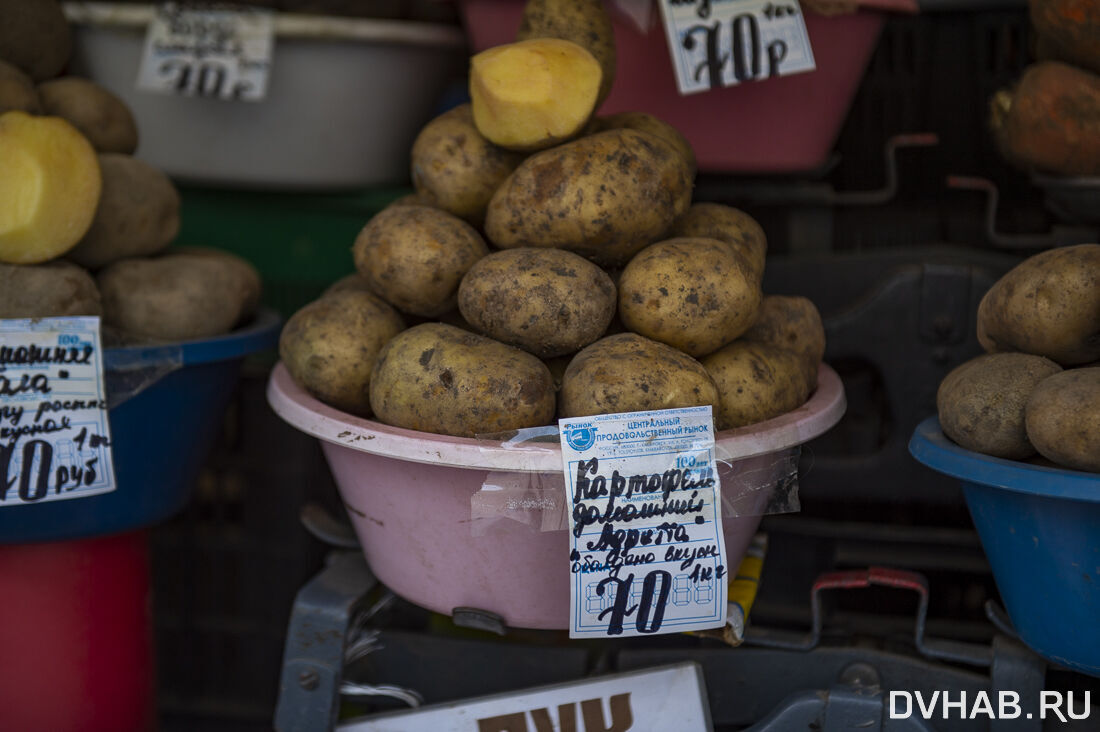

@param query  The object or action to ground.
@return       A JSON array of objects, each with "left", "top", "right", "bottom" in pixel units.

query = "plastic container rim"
[
  {"left": 266, "top": 360, "right": 847, "bottom": 473},
  {"left": 909, "top": 416, "right": 1100, "bottom": 503},
  {"left": 104, "top": 306, "right": 281, "bottom": 369},
  {"left": 62, "top": 2, "right": 467, "bottom": 48}
]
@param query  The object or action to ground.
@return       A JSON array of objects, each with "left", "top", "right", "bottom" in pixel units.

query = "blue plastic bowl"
[
  {"left": 909, "top": 416, "right": 1100, "bottom": 676},
  {"left": 0, "top": 309, "right": 280, "bottom": 544}
]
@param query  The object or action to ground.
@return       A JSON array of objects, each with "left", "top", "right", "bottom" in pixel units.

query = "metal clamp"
[
  {"left": 946, "top": 175, "right": 1098, "bottom": 249},
  {"left": 744, "top": 567, "right": 994, "bottom": 667}
]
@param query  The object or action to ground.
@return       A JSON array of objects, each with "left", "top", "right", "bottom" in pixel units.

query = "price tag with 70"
[{"left": 559, "top": 406, "right": 727, "bottom": 639}]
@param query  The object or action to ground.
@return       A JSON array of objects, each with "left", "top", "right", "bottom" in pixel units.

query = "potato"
[
  {"left": 369, "top": 323, "right": 556, "bottom": 437},
  {"left": 702, "top": 342, "right": 813, "bottom": 431},
  {"left": 559, "top": 333, "right": 719, "bottom": 418},
  {"left": 1025, "top": 368, "right": 1100, "bottom": 472},
  {"left": 0, "top": 261, "right": 100, "bottom": 318},
  {"left": 323, "top": 272, "right": 376, "bottom": 298},
  {"left": 670, "top": 203, "right": 767, "bottom": 282},
  {"left": 976, "top": 244, "right": 1100, "bottom": 366},
  {"left": 0, "top": 0, "right": 72, "bottom": 81},
  {"left": 936, "top": 353, "right": 1062, "bottom": 459},
  {"left": 618, "top": 238, "right": 761, "bottom": 357},
  {"left": 280, "top": 290, "right": 405, "bottom": 417},
  {"left": 517, "top": 0, "right": 616, "bottom": 105},
  {"left": 458, "top": 247, "right": 616, "bottom": 358},
  {"left": 0, "top": 60, "right": 40, "bottom": 115},
  {"left": 1030, "top": 0, "right": 1100, "bottom": 75},
  {"left": 485, "top": 129, "right": 693, "bottom": 266},
  {"left": 590, "top": 112, "right": 696, "bottom": 175},
  {"left": 352, "top": 205, "right": 489, "bottom": 318},
  {"left": 471, "top": 38, "right": 602, "bottom": 152},
  {"left": 410, "top": 104, "right": 524, "bottom": 226},
  {"left": 66, "top": 154, "right": 180, "bottom": 270},
  {"left": 37, "top": 78, "right": 139, "bottom": 154},
  {"left": 390, "top": 192, "right": 436, "bottom": 208},
  {"left": 170, "top": 247, "right": 262, "bottom": 319},
  {"left": 0, "top": 111, "right": 101, "bottom": 264},
  {"left": 98, "top": 252, "right": 259, "bottom": 342},
  {"left": 742, "top": 295, "right": 826, "bottom": 385}
]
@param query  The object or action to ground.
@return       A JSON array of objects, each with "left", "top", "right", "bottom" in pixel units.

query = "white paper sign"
[
  {"left": 136, "top": 3, "right": 275, "bottom": 102},
  {"left": 0, "top": 318, "right": 116, "bottom": 507},
  {"left": 658, "top": 0, "right": 817, "bottom": 95},
  {"left": 559, "top": 406, "right": 727, "bottom": 638},
  {"left": 338, "top": 662, "right": 713, "bottom": 732}
]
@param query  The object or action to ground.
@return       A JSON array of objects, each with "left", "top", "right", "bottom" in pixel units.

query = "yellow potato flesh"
[
  {"left": 470, "top": 38, "right": 601, "bottom": 152},
  {"left": 0, "top": 111, "right": 101, "bottom": 264}
]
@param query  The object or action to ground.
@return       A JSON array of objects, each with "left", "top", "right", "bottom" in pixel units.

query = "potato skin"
[
  {"left": 742, "top": 295, "right": 825, "bottom": 385},
  {"left": 0, "top": 261, "right": 100, "bottom": 318},
  {"left": 517, "top": 0, "right": 616, "bottom": 105},
  {"left": 458, "top": 247, "right": 616, "bottom": 358},
  {"left": 559, "top": 333, "right": 719, "bottom": 418},
  {"left": 0, "top": 60, "right": 40, "bottom": 115},
  {"left": 411, "top": 104, "right": 524, "bottom": 227},
  {"left": 1025, "top": 367, "right": 1100, "bottom": 472},
  {"left": 670, "top": 203, "right": 767, "bottom": 282},
  {"left": 97, "top": 253, "right": 258, "bottom": 342},
  {"left": 590, "top": 112, "right": 696, "bottom": 176},
  {"left": 0, "top": 0, "right": 72, "bottom": 81},
  {"left": 323, "top": 272, "right": 376, "bottom": 298},
  {"left": 618, "top": 237, "right": 761, "bottom": 357},
  {"left": 280, "top": 290, "right": 405, "bottom": 417},
  {"left": 170, "top": 246, "right": 262, "bottom": 319},
  {"left": 353, "top": 205, "right": 489, "bottom": 318},
  {"left": 67, "top": 154, "right": 181, "bottom": 270},
  {"left": 977, "top": 243, "right": 1100, "bottom": 366},
  {"left": 37, "top": 78, "right": 139, "bottom": 155},
  {"left": 936, "top": 353, "right": 1062, "bottom": 459},
  {"left": 485, "top": 129, "right": 693, "bottom": 266},
  {"left": 370, "top": 323, "right": 556, "bottom": 437},
  {"left": 702, "top": 341, "right": 813, "bottom": 431}
]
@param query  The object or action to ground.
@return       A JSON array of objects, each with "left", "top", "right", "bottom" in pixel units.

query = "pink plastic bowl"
[
  {"left": 267, "top": 362, "right": 846, "bottom": 629},
  {"left": 457, "top": 0, "right": 917, "bottom": 173}
]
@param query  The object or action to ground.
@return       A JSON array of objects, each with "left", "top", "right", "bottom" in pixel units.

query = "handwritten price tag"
[
  {"left": 658, "top": 0, "right": 817, "bottom": 95},
  {"left": 136, "top": 3, "right": 274, "bottom": 102},
  {"left": 559, "top": 406, "right": 727, "bottom": 638},
  {"left": 0, "top": 318, "right": 116, "bottom": 507}
]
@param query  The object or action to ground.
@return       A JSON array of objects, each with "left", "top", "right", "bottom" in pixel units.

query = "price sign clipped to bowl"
[
  {"left": 0, "top": 318, "right": 116, "bottom": 508},
  {"left": 559, "top": 406, "right": 727, "bottom": 638},
  {"left": 657, "top": 0, "right": 817, "bottom": 94},
  {"left": 136, "top": 3, "right": 275, "bottom": 102}
]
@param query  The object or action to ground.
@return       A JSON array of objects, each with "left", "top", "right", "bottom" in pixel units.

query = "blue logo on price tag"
[{"left": 563, "top": 424, "right": 597, "bottom": 451}]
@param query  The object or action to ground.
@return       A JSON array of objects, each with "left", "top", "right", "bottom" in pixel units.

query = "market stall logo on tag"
[{"left": 563, "top": 423, "right": 597, "bottom": 451}]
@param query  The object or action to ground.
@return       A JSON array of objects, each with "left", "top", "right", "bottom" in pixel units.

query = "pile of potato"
[
  {"left": 280, "top": 0, "right": 827, "bottom": 438},
  {"left": 937, "top": 244, "right": 1100, "bottom": 472},
  {"left": 0, "top": 0, "right": 259, "bottom": 343}
]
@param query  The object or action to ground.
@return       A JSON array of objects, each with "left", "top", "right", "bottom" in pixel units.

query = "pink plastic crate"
[{"left": 458, "top": 0, "right": 917, "bottom": 173}]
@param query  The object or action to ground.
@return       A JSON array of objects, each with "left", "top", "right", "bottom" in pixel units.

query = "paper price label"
[
  {"left": 0, "top": 318, "right": 116, "bottom": 507},
  {"left": 559, "top": 406, "right": 727, "bottom": 639},
  {"left": 136, "top": 3, "right": 275, "bottom": 102},
  {"left": 658, "top": 0, "right": 817, "bottom": 95}
]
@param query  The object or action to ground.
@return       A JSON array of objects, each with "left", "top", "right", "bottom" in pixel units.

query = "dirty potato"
[
  {"left": 353, "top": 205, "right": 489, "bottom": 318},
  {"left": 936, "top": 352, "right": 1062, "bottom": 459},
  {"left": 280, "top": 289, "right": 405, "bottom": 417},
  {"left": 742, "top": 295, "right": 825, "bottom": 386},
  {"left": 670, "top": 203, "right": 767, "bottom": 282},
  {"left": 458, "top": 247, "right": 616, "bottom": 358},
  {"left": 0, "top": 0, "right": 72, "bottom": 81},
  {"left": 517, "top": 0, "right": 616, "bottom": 105},
  {"left": 37, "top": 77, "right": 139, "bottom": 154},
  {"left": 0, "top": 260, "right": 100, "bottom": 318},
  {"left": 976, "top": 244, "right": 1100, "bottom": 366},
  {"left": 559, "top": 333, "right": 719, "bottom": 418},
  {"left": 0, "top": 60, "right": 40, "bottom": 115},
  {"left": 1025, "top": 367, "right": 1100, "bottom": 472},
  {"left": 702, "top": 341, "right": 814, "bottom": 431},
  {"left": 618, "top": 238, "right": 761, "bottom": 357},
  {"left": 410, "top": 104, "right": 524, "bottom": 226},
  {"left": 369, "top": 323, "right": 556, "bottom": 437},
  {"left": 590, "top": 112, "right": 696, "bottom": 175},
  {"left": 485, "top": 129, "right": 693, "bottom": 266}
]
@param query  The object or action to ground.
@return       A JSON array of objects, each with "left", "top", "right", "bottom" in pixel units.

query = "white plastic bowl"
[{"left": 63, "top": 2, "right": 466, "bottom": 189}]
